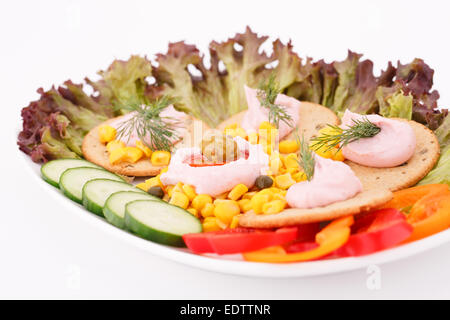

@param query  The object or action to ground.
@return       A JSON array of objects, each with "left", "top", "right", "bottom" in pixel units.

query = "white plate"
[{"left": 19, "top": 148, "right": 450, "bottom": 278}]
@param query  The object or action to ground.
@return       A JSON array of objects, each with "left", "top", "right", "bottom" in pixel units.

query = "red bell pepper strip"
[
  {"left": 242, "top": 216, "right": 353, "bottom": 263},
  {"left": 183, "top": 227, "right": 299, "bottom": 255},
  {"left": 332, "top": 208, "right": 413, "bottom": 257}
]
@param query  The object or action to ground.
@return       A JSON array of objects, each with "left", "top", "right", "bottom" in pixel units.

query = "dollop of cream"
[
  {"left": 241, "top": 85, "right": 300, "bottom": 140},
  {"left": 286, "top": 155, "right": 362, "bottom": 209},
  {"left": 341, "top": 110, "right": 416, "bottom": 168},
  {"left": 160, "top": 137, "right": 269, "bottom": 196},
  {"left": 109, "top": 105, "right": 189, "bottom": 146}
]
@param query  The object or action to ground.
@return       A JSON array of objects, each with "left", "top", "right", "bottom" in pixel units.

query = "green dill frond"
[
  {"left": 257, "top": 73, "right": 293, "bottom": 128},
  {"left": 294, "top": 129, "right": 315, "bottom": 181},
  {"left": 115, "top": 95, "right": 180, "bottom": 151},
  {"left": 310, "top": 117, "right": 381, "bottom": 152}
]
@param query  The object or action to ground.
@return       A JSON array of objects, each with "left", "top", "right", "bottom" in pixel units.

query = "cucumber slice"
[
  {"left": 41, "top": 159, "right": 101, "bottom": 187},
  {"left": 125, "top": 200, "right": 202, "bottom": 247},
  {"left": 59, "top": 167, "right": 124, "bottom": 203},
  {"left": 82, "top": 179, "right": 147, "bottom": 216},
  {"left": 103, "top": 191, "right": 160, "bottom": 229}
]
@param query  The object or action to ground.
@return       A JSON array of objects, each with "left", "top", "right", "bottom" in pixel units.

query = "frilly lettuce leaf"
[
  {"left": 97, "top": 55, "right": 152, "bottom": 107},
  {"left": 418, "top": 147, "right": 450, "bottom": 186},
  {"left": 377, "top": 87, "right": 413, "bottom": 120}
]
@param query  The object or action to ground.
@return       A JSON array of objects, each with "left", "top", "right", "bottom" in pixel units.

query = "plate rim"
[{"left": 18, "top": 147, "right": 450, "bottom": 278}]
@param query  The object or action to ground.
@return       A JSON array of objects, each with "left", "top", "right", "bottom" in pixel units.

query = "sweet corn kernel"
[
  {"left": 160, "top": 167, "right": 169, "bottom": 174},
  {"left": 98, "top": 125, "right": 116, "bottom": 144},
  {"left": 224, "top": 128, "right": 236, "bottom": 137},
  {"left": 269, "top": 152, "right": 282, "bottom": 175},
  {"left": 247, "top": 131, "right": 258, "bottom": 144},
  {"left": 224, "top": 123, "right": 238, "bottom": 131},
  {"left": 230, "top": 214, "right": 242, "bottom": 228},
  {"left": 242, "top": 191, "right": 258, "bottom": 200},
  {"left": 272, "top": 193, "right": 286, "bottom": 201},
  {"left": 109, "top": 147, "right": 127, "bottom": 164},
  {"left": 228, "top": 184, "right": 249, "bottom": 201},
  {"left": 258, "top": 188, "right": 274, "bottom": 200},
  {"left": 332, "top": 148, "right": 345, "bottom": 161},
  {"left": 251, "top": 193, "right": 271, "bottom": 214},
  {"left": 319, "top": 125, "right": 342, "bottom": 136},
  {"left": 311, "top": 144, "right": 334, "bottom": 159},
  {"left": 201, "top": 202, "right": 215, "bottom": 218},
  {"left": 292, "top": 171, "right": 307, "bottom": 182},
  {"left": 269, "top": 187, "right": 282, "bottom": 194},
  {"left": 258, "top": 123, "right": 278, "bottom": 144},
  {"left": 136, "top": 182, "right": 149, "bottom": 192},
  {"left": 215, "top": 192, "right": 228, "bottom": 200},
  {"left": 262, "top": 200, "right": 287, "bottom": 215},
  {"left": 259, "top": 121, "right": 276, "bottom": 131},
  {"left": 106, "top": 140, "right": 125, "bottom": 153},
  {"left": 214, "top": 200, "right": 240, "bottom": 225},
  {"left": 169, "top": 191, "right": 189, "bottom": 209},
  {"left": 279, "top": 140, "right": 299, "bottom": 154},
  {"left": 286, "top": 167, "right": 299, "bottom": 175},
  {"left": 237, "top": 199, "right": 252, "bottom": 213},
  {"left": 169, "top": 182, "right": 183, "bottom": 197},
  {"left": 135, "top": 140, "right": 152, "bottom": 157},
  {"left": 182, "top": 184, "right": 197, "bottom": 201},
  {"left": 283, "top": 153, "right": 300, "bottom": 169},
  {"left": 234, "top": 127, "right": 247, "bottom": 139},
  {"left": 213, "top": 199, "right": 228, "bottom": 206},
  {"left": 187, "top": 207, "right": 199, "bottom": 217},
  {"left": 275, "top": 173, "right": 296, "bottom": 190},
  {"left": 202, "top": 217, "right": 222, "bottom": 232},
  {"left": 192, "top": 194, "right": 213, "bottom": 211},
  {"left": 166, "top": 185, "right": 174, "bottom": 197},
  {"left": 151, "top": 150, "right": 171, "bottom": 166},
  {"left": 145, "top": 176, "right": 164, "bottom": 189},
  {"left": 123, "top": 147, "right": 144, "bottom": 163},
  {"left": 215, "top": 218, "right": 228, "bottom": 230}
]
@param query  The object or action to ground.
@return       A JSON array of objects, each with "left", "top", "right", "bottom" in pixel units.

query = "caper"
[
  {"left": 147, "top": 186, "right": 164, "bottom": 199},
  {"left": 255, "top": 175, "right": 273, "bottom": 190}
]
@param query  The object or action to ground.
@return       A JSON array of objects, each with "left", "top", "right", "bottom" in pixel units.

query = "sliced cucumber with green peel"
[
  {"left": 41, "top": 159, "right": 101, "bottom": 187},
  {"left": 82, "top": 179, "right": 147, "bottom": 216},
  {"left": 103, "top": 191, "right": 160, "bottom": 229},
  {"left": 125, "top": 200, "right": 202, "bottom": 247},
  {"left": 59, "top": 167, "right": 124, "bottom": 203}
]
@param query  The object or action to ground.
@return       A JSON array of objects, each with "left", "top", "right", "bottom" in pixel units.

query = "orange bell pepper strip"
[
  {"left": 381, "top": 184, "right": 449, "bottom": 213},
  {"left": 242, "top": 216, "right": 353, "bottom": 263},
  {"left": 405, "top": 191, "right": 450, "bottom": 242}
]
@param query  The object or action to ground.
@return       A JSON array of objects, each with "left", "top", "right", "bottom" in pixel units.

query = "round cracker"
[
  {"left": 82, "top": 116, "right": 208, "bottom": 177},
  {"left": 217, "top": 102, "right": 340, "bottom": 142},
  {"left": 239, "top": 189, "right": 393, "bottom": 228},
  {"left": 346, "top": 119, "right": 440, "bottom": 192}
]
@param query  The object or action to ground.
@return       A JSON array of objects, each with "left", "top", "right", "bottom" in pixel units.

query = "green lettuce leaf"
[
  {"left": 96, "top": 55, "right": 153, "bottom": 108},
  {"left": 377, "top": 88, "right": 413, "bottom": 120},
  {"left": 418, "top": 147, "right": 450, "bottom": 186},
  {"left": 331, "top": 51, "right": 362, "bottom": 112}
]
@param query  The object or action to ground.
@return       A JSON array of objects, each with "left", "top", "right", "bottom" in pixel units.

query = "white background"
[{"left": 1, "top": 0, "right": 450, "bottom": 299}]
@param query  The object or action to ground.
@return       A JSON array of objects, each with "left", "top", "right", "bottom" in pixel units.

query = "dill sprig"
[
  {"left": 310, "top": 117, "right": 381, "bottom": 152},
  {"left": 115, "top": 95, "right": 180, "bottom": 151},
  {"left": 257, "top": 73, "right": 293, "bottom": 128},
  {"left": 294, "top": 130, "right": 315, "bottom": 181}
]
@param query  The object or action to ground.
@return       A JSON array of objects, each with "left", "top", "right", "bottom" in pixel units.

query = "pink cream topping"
[
  {"left": 241, "top": 85, "right": 300, "bottom": 140},
  {"left": 160, "top": 137, "right": 269, "bottom": 196},
  {"left": 286, "top": 155, "right": 362, "bottom": 209},
  {"left": 108, "top": 105, "right": 189, "bottom": 147},
  {"left": 341, "top": 110, "right": 416, "bottom": 168}
]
